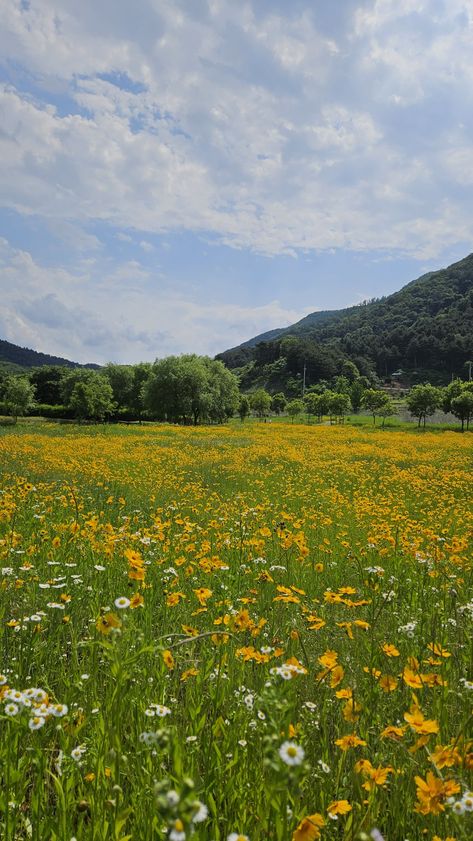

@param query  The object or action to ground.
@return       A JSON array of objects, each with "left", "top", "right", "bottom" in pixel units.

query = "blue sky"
[{"left": 1, "top": 0, "right": 473, "bottom": 364}]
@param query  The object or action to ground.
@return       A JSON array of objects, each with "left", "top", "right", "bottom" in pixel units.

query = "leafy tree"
[
  {"left": 328, "top": 392, "right": 351, "bottom": 424},
  {"left": 451, "top": 392, "right": 473, "bottom": 431},
  {"left": 349, "top": 379, "right": 366, "bottom": 413},
  {"left": 238, "top": 395, "right": 250, "bottom": 422},
  {"left": 60, "top": 370, "right": 92, "bottom": 407},
  {"left": 362, "top": 389, "right": 393, "bottom": 426},
  {"left": 104, "top": 364, "right": 134, "bottom": 411},
  {"left": 69, "top": 375, "right": 115, "bottom": 422},
  {"left": 29, "top": 366, "right": 67, "bottom": 405},
  {"left": 341, "top": 360, "right": 359, "bottom": 382},
  {"left": 333, "top": 375, "right": 351, "bottom": 394},
  {"left": 303, "top": 392, "right": 320, "bottom": 422},
  {"left": 3, "top": 377, "right": 36, "bottom": 421},
  {"left": 286, "top": 399, "right": 305, "bottom": 422},
  {"left": 143, "top": 355, "right": 239, "bottom": 425},
  {"left": 271, "top": 393, "right": 287, "bottom": 415},
  {"left": 201, "top": 358, "right": 240, "bottom": 422},
  {"left": 406, "top": 384, "right": 441, "bottom": 428},
  {"left": 130, "top": 363, "right": 153, "bottom": 421},
  {"left": 249, "top": 389, "right": 272, "bottom": 419},
  {"left": 442, "top": 379, "right": 468, "bottom": 413},
  {"left": 379, "top": 396, "right": 396, "bottom": 427}
]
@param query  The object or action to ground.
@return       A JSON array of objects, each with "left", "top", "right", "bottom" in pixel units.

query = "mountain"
[
  {"left": 0, "top": 339, "right": 99, "bottom": 370},
  {"left": 218, "top": 253, "right": 473, "bottom": 391}
]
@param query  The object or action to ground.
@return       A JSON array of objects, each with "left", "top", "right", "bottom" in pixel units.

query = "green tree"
[
  {"left": 69, "top": 375, "right": 115, "bottom": 422},
  {"left": 130, "top": 362, "right": 153, "bottom": 421},
  {"left": 249, "top": 389, "right": 272, "bottom": 419},
  {"left": 349, "top": 379, "right": 366, "bottom": 413},
  {"left": 451, "top": 392, "right": 473, "bottom": 431},
  {"left": 406, "top": 384, "right": 441, "bottom": 428},
  {"left": 442, "top": 379, "right": 469, "bottom": 413},
  {"left": 144, "top": 355, "right": 239, "bottom": 425},
  {"left": 286, "top": 399, "right": 304, "bottom": 422},
  {"left": 29, "top": 366, "right": 67, "bottom": 405},
  {"left": 104, "top": 364, "right": 134, "bottom": 412},
  {"left": 303, "top": 392, "right": 318, "bottom": 422},
  {"left": 271, "top": 393, "right": 287, "bottom": 415},
  {"left": 201, "top": 358, "right": 240, "bottom": 423},
  {"left": 4, "top": 376, "right": 36, "bottom": 422},
  {"left": 328, "top": 392, "right": 351, "bottom": 424},
  {"left": 238, "top": 395, "right": 250, "bottom": 422},
  {"left": 341, "top": 360, "right": 360, "bottom": 383},
  {"left": 362, "top": 389, "right": 393, "bottom": 426}
]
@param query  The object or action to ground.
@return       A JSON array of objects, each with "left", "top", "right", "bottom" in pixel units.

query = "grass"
[{"left": 0, "top": 421, "right": 471, "bottom": 840}]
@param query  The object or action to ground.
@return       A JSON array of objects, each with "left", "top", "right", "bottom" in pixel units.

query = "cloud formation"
[{"left": 1, "top": 0, "right": 473, "bottom": 359}]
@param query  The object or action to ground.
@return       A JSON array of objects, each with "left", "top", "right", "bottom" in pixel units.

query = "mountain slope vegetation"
[
  {"left": 218, "top": 253, "right": 473, "bottom": 391},
  {"left": 0, "top": 339, "right": 99, "bottom": 370}
]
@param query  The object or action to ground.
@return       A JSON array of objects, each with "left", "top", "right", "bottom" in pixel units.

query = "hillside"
[
  {"left": 218, "top": 253, "right": 473, "bottom": 391},
  {"left": 0, "top": 339, "right": 99, "bottom": 370}
]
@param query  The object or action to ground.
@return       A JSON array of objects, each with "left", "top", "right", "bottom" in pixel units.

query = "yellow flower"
[
  {"left": 381, "top": 643, "right": 400, "bottom": 657},
  {"left": 404, "top": 705, "right": 439, "bottom": 735},
  {"left": 130, "top": 592, "right": 144, "bottom": 609},
  {"left": 194, "top": 587, "right": 212, "bottom": 605},
  {"left": 292, "top": 813, "right": 325, "bottom": 841},
  {"left": 414, "top": 771, "right": 460, "bottom": 815},
  {"left": 335, "top": 733, "right": 367, "bottom": 750},
  {"left": 162, "top": 649, "right": 175, "bottom": 670},
  {"left": 379, "top": 674, "right": 398, "bottom": 692},
  {"left": 96, "top": 612, "right": 121, "bottom": 635},
  {"left": 327, "top": 800, "right": 352, "bottom": 816}
]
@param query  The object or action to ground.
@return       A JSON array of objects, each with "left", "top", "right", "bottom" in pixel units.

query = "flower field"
[{"left": 0, "top": 421, "right": 472, "bottom": 841}]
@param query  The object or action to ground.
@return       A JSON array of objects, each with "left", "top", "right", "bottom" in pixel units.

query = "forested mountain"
[
  {"left": 0, "top": 339, "right": 99, "bottom": 370},
  {"left": 218, "top": 253, "right": 473, "bottom": 391}
]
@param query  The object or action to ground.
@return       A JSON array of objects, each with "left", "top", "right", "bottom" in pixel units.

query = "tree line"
[
  {"left": 0, "top": 356, "right": 239, "bottom": 425},
  {"left": 1, "top": 357, "right": 472, "bottom": 431}
]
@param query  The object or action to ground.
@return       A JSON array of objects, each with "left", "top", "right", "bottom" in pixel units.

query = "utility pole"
[
  {"left": 302, "top": 363, "right": 306, "bottom": 398},
  {"left": 466, "top": 360, "right": 472, "bottom": 382}
]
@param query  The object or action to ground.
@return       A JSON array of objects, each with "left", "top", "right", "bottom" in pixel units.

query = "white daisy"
[{"left": 278, "top": 741, "right": 305, "bottom": 766}]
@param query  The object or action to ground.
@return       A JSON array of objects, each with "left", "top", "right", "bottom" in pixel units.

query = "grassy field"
[{"left": 0, "top": 421, "right": 472, "bottom": 841}]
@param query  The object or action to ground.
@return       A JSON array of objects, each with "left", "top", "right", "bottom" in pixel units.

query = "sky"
[{"left": 1, "top": 0, "right": 473, "bottom": 364}]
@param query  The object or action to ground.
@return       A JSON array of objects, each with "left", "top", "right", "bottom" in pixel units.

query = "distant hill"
[
  {"left": 218, "top": 253, "right": 473, "bottom": 391},
  {"left": 0, "top": 339, "right": 99, "bottom": 370}
]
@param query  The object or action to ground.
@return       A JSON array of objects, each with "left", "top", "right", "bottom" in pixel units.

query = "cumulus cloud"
[{"left": 1, "top": 0, "right": 472, "bottom": 259}]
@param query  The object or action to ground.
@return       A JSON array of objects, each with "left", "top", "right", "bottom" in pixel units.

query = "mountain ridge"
[
  {"left": 217, "top": 253, "right": 473, "bottom": 389},
  {"left": 0, "top": 339, "right": 100, "bottom": 371}
]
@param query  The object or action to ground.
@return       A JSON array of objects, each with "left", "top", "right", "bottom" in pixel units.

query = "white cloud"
[
  {"left": 0, "top": 0, "right": 473, "bottom": 380},
  {"left": 0, "top": 239, "right": 313, "bottom": 363}
]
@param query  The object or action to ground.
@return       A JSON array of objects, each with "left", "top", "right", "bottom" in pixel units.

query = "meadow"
[{"left": 0, "top": 420, "right": 472, "bottom": 841}]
